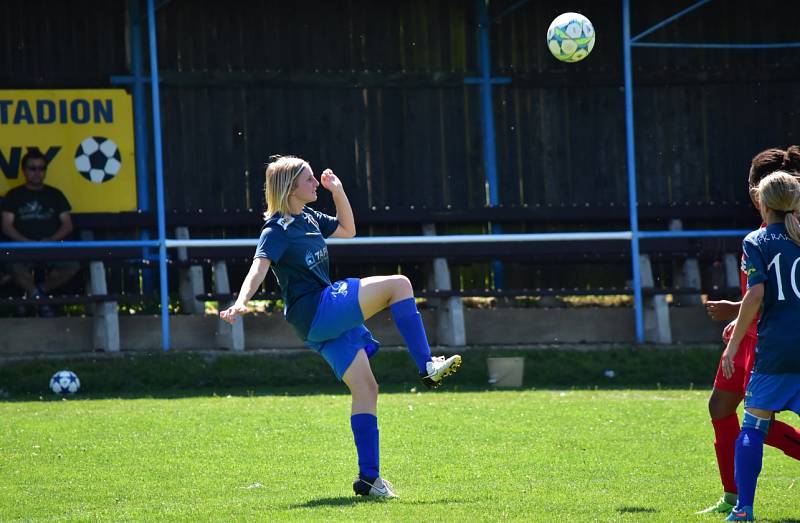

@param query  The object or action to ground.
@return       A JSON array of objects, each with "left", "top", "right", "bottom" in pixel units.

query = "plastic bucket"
[{"left": 487, "top": 357, "right": 525, "bottom": 388}]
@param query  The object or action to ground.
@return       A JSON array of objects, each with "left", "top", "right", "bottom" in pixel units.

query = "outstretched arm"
[
  {"left": 704, "top": 299, "right": 741, "bottom": 321},
  {"left": 321, "top": 168, "right": 355, "bottom": 238},
  {"left": 219, "top": 257, "right": 271, "bottom": 324},
  {"left": 706, "top": 299, "right": 742, "bottom": 343}
]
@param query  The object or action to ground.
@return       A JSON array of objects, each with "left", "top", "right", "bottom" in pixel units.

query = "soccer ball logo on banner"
[
  {"left": 74, "top": 136, "right": 122, "bottom": 184},
  {"left": 546, "top": 12, "right": 595, "bottom": 63}
]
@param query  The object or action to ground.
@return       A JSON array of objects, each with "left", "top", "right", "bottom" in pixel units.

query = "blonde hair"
[
  {"left": 758, "top": 171, "right": 800, "bottom": 246},
  {"left": 263, "top": 156, "right": 309, "bottom": 219}
]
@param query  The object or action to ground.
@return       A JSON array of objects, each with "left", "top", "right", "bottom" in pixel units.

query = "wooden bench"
[
  {"left": 0, "top": 246, "right": 150, "bottom": 352},
  {"left": 1, "top": 203, "right": 752, "bottom": 350},
  {"left": 167, "top": 203, "right": 751, "bottom": 346}
]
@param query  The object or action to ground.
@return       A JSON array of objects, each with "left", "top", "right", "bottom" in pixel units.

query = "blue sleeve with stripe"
[{"left": 742, "top": 235, "right": 767, "bottom": 288}]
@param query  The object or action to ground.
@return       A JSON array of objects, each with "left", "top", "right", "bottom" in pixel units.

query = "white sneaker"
[
  {"left": 421, "top": 354, "right": 462, "bottom": 389},
  {"left": 353, "top": 476, "right": 398, "bottom": 498}
]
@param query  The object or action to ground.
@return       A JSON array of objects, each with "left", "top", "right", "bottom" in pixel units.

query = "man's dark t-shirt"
[{"left": 2, "top": 185, "right": 71, "bottom": 240}]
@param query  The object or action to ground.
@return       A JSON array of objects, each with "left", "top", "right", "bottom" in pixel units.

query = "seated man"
[{"left": 1, "top": 150, "right": 80, "bottom": 316}]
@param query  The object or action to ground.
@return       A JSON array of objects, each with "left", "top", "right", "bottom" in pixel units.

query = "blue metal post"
[
  {"left": 130, "top": 0, "right": 149, "bottom": 212},
  {"left": 129, "top": 0, "right": 155, "bottom": 294},
  {"left": 476, "top": 0, "right": 500, "bottom": 208},
  {"left": 476, "top": 0, "right": 504, "bottom": 288},
  {"left": 629, "top": 0, "right": 800, "bottom": 50},
  {"left": 630, "top": 0, "right": 713, "bottom": 43},
  {"left": 623, "top": 0, "right": 645, "bottom": 343},
  {"left": 146, "top": 0, "right": 170, "bottom": 351}
]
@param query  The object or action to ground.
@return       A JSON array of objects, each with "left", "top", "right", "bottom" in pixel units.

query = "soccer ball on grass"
[
  {"left": 50, "top": 370, "right": 80, "bottom": 395},
  {"left": 546, "top": 12, "right": 595, "bottom": 63}
]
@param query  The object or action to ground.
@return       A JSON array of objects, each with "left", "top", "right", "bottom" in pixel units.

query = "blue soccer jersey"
[
  {"left": 254, "top": 207, "right": 339, "bottom": 340},
  {"left": 742, "top": 223, "right": 800, "bottom": 374}
]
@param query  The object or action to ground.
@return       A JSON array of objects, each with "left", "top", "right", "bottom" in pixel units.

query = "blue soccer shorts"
[
  {"left": 305, "top": 278, "right": 380, "bottom": 380},
  {"left": 744, "top": 372, "right": 800, "bottom": 414}
]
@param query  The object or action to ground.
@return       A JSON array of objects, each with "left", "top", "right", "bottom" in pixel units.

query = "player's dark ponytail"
[
  {"left": 749, "top": 148, "right": 787, "bottom": 187},
  {"left": 781, "top": 145, "right": 800, "bottom": 172}
]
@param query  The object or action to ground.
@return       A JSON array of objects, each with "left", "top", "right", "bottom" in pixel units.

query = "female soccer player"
[
  {"left": 699, "top": 146, "right": 800, "bottom": 514},
  {"left": 219, "top": 156, "right": 461, "bottom": 498},
  {"left": 720, "top": 171, "right": 800, "bottom": 521}
]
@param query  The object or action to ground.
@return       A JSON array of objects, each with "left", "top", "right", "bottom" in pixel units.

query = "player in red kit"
[{"left": 697, "top": 146, "right": 800, "bottom": 514}]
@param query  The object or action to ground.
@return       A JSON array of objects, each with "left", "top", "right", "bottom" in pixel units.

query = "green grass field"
[{"left": 1, "top": 389, "right": 798, "bottom": 522}]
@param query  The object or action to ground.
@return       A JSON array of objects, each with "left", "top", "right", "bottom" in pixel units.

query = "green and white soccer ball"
[{"left": 546, "top": 12, "right": 595, "bottom": 63}]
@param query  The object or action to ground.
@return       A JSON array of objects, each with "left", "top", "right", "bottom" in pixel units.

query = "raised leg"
[{"left": 357, "top": 275, "right": 413, "bottom": 321}]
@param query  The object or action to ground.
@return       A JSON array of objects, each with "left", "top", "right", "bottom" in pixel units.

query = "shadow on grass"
[
  {"left": 617, "top": 506, "right": 658, "bottom": 514},
  {"left": 291, "top": 496, "right": 474, "bottom": 509},
  {"left": 290, "top": 496, "right": 389, "bottom": 508},
  {"left": 0, "top": 345, "right": 720, "bottom": 400},
  {"left": 0, "top": 384, "right": 440, "bottom": 402},
  {"left": 0, "top": 383, "right": 718, "bottom": 403}
]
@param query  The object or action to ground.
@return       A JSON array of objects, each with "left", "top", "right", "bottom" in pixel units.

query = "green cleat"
[{"left": 695, "top": 496, "right": 736, "bottom": 514}]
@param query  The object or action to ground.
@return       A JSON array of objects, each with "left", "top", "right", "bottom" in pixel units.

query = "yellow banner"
[{"left": 0, "top": 89, "right": 137, "bottom": 212}]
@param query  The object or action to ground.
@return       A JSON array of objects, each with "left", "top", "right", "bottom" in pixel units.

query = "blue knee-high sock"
[
  {"left": 351, "top": 413, "right": 379, "bottom": 479},
  {"left": 734, "top": 414, "right": 769, "bottom": 508},
  {"left": 390, "top": 297, "right": 432, "bottom": 374}
]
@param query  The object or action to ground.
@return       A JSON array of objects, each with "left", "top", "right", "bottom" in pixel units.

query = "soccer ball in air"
[
  {"left": 50, "top": 370, "right": 80, "bottom": 395},
  {"left": 546, "top": 12, "right": 595, "bottom": 63},
  {"left": 74, "top": 136, "right": 122, "bottom": 184}
]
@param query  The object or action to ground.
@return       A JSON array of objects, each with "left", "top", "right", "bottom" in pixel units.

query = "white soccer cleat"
[
  {"left": 352, "top": 476, "right": 398, "bottom": 498},
  {"left": 421, "top": 354, "right": 462, "bottom": 389}
]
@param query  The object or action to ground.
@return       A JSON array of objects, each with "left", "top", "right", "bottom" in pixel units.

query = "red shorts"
[{"left": 713, "top": 335, "right": 757, "bottom": 394}]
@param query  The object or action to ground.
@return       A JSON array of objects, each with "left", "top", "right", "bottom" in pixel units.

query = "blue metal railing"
[
  {"left": 0, "top": 240, "right": 159, "bottom": 250},
  {"left": 622, "top": 0, "right": 645, "bottom": 343},
  {"left": 622, "top": 0, "right": 800, "bottom": 341},
  {"left": 146, "top": 0, "right": 171, "bottom": 350}
]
